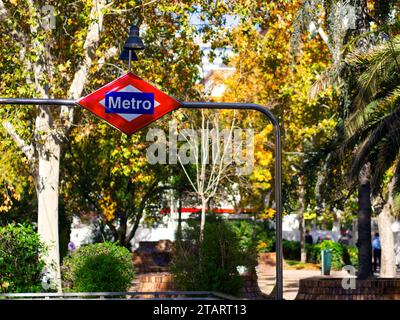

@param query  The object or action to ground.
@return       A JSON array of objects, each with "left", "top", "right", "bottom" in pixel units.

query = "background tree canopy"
[{"left": 1, "top": 0, "right": 400, "bottom": 282}]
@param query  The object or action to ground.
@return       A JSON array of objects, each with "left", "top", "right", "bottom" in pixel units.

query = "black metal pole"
[
  {"left": 128, "top": 50, "right": 132, "bottom": 72},
  {"left": 0, "top": 98, "right": 283, "bottom": 300},
  {"left": 0, "top": 98, "right": 76, "bottom": 106}
]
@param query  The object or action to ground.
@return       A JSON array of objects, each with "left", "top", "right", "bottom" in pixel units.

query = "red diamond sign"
[{"left": 77, "top": 72, "right": 181, "bottom": 135}]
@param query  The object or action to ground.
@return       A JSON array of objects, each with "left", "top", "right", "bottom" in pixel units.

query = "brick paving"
[
  {"left": 130, "top": 260, "right": 400, "bottom": 300},
  {"left": 130, "top": 268, "right": 348, "bottom": 300},
  {"left": 257, "top": 268, "right": 349, "bottom": 300}
]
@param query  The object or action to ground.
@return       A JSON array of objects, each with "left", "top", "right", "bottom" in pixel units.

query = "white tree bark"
[
  {"left": 200, "top": 196, "right": 207, "bottom": 242},
  {"left": 2, "top": 0, "right": 106, "bottom": 291},
  {"left": 378, "top": 179, "right": 396, "bottom": 277},
  {"left": 378, "top": 204, "right": 396, "bottom": 277},
  {"left": 298, "top": 178, "right": 306, "bottom": 263},
  {"left": 37, "top": 126, "right": 62, "bottom": 289},
  {"left": 63, "top": 0, "right": 106, "bottom": 132},
  {"left": 36, "top": 0, "right": 105, "bottom": 290}
]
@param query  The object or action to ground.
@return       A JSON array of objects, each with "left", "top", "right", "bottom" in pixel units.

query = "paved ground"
[
  {"left": 257, "top": 268, "right": 349, "bottom": 300},
  {"left": 131, "top": 265, "right": 400, "bottom": 300},
  {"left": 130, "top": 267, "right": 349, "bottom": 300}
]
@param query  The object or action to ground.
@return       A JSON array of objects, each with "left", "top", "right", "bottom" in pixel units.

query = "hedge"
[
  {"left": 0, "top": 224, "right": 47, "bottom": 293},
  {"left": 62, "top": 242, "right": 135, "bottom": 292}
]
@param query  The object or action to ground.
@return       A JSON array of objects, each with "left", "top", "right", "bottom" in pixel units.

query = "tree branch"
[
  {"left": 0, "top": 0, "right": 7, "bottom": 20},
  {"left": 62, "top": 0, "right": 107, "bottom": 134},
  {"left": 96, "top": 46, "right": 119, "bottom": 72},
  {"left": 2, "top": 121, "right": 36, "bottom": 165}
]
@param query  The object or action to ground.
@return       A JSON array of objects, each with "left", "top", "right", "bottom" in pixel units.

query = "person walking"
[
  {"left": 305, "top": 230, "right": 313, "bottom": 245},
  {"left": 372, "top": 233, "right": 381, "bottom": 273}
]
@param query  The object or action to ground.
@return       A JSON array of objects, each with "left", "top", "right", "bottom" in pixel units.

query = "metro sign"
[{"left": 78, "top": 72, "right": 181, "bottom": 135}]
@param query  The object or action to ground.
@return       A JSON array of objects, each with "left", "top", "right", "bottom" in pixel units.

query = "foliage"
[
  {"left": 306, "top": 240, "right": 358, "bottom": 270},
  {"left": 286, "top": 260, "right": 306, "bottom": 267},
  {"left": 0, "top": 223, "right": 47, "bottom": 293},
  {"left": 320, "top": 240, "right": 347, "bottom": 270},
  {"left": 347, "top": 246, "right": 359, "bottom": 268},
  {"left": 0, "top": 0, "right": 208, "bottom": 245},
  {"left": 170, "top": 215, "right": 252, "bottom": 295},
  {"left": 57, "top": 0, "right": 212, "bottom": 247},
  {"left": 282, "top": 240, "right": 301, "bottom": 261},
  {"left": 0, "top": 0, "right": 395, "bottom": 283},
  {"left": 62, "top": 242, "right": 134, "bottom": 292},
  {"left": 62, "top": 123, "right": 171, "bottom": 247},
  {"left": 207, "top": 0, "right": 338, "bottom": 219},
  {"left": 334, "top": 34, "right": 400, "bottom": 197}
]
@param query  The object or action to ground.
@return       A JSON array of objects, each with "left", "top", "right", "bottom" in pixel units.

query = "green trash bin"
[{"left": 321, "top": 249, "right": 332, "bottom": 275}]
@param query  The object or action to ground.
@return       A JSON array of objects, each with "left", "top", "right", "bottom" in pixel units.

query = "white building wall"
[
  {"left": 130, "top": 210, "right": 182, "bottom": 250},
  {"left": 69, "top": 216, "right": 96, "bottom": 248}
]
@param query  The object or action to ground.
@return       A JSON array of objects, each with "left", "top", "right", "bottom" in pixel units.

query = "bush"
[
  {"left": 62, "top": 242, "right": 135, "bottom": 292},
  {"left": 347, "top": 246, "right": 359, "bottom": 268},
  {"left": 320, "top": 240, "right": 346, "bottom": 270},
  {"left": 0, "top": 223, "right": 47, "bottom": 293},
  {"left": 282, "top": 240, "right": 301, "bottom": 260},
  {"left": 228, "top": 220, "right": 275, "bottom": 254},
  {"left": 171, "top": 216, "right": 252, "bottom": 295},
  {"left": 305, "top": 243, "right": 320, "bottom": 263},
  {"left": 306, "top": 241, "right": 359, "bottom": 270}
]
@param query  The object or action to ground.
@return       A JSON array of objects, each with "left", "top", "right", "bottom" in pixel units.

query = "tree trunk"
[
  {"left": 118, "top": 213, "right": 128, "bottom": 247},
  {"left": 357, "top": 163, "right": 373, "bottom": 279},
  {"left": 378, "top": 204, "right": 396, "bottom": 277},
  {"left": 200, "top": 197, "right": 207, "bottom": 242},
  {"left": 177, "top": 195, "right": 183, "bottom": 242},
  {"left": 299, "top": 215, "right": 306, "bottom": 263},
  {"left": 332, "top": 209, "right": 341, "bottom": 242},
  {"left": 37, "top": 125, "right": 62, "bottom": 291},
  {"left": 298, "top": 181, "right": 306, "bottom": 263}
]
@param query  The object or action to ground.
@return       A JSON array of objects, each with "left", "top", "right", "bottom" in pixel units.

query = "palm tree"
[
  {"left": 292, "top": 0, "right": 399, "bottom": 279},
  {"left": 335, "top": 34, "right": 400, "bottom": 278},
  {"left": 292, "top": 0, "right": 373, "bottom": 279}
]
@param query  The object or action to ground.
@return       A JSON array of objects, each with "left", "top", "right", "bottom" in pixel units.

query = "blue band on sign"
[{"left": 105, "top": 92, "right": 155, "bottom": 114}]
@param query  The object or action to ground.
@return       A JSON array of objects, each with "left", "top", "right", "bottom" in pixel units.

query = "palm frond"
[
  {"left": 309, "top": 65, "right": 340, "bottom": 100},
  {"left": 347, "top": 35, "right": 400, "bottom": 109},
  {"left": 370, "top": 136, "right": 400, "bottom": 196},
  {"left": 349, "top": 107, "right": 400, "bottom": 181},
  {"left": 392, "top": 161, "right": 400, "bottom": 210},
  {"left": 344, "top": 99, "right": 382, "bottom": 137},
  {"left": 333, "top": 102, "right": 390, "bottom": 162}
]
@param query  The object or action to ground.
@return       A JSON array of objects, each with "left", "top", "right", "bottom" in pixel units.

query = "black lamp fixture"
[
  {"left": 124, "top": 25, "right": 145, "bottom": 50},
  {"left": 119, "top": 49, "right": 138, "bottom": 61},
  {"left": 119, "top": 25, "right": 145, "bottom": 70}
]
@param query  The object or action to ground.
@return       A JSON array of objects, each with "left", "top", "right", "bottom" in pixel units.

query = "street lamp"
[{"left": 119, "top": 25, "right": 145, "bottom": 71}]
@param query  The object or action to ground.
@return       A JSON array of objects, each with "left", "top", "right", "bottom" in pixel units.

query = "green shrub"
[
  {"left": 228, "top": 220, "right": 275, "bottom": 254},
  {"left": 171, "top": 216, "right": 252, "bottom": 295},
  {"left": 0, "top": 223, "right": 47, "bottom": 293},
  {"left": 305, "top": 243, "right": 320, "bottom": 263},
  {"left": 347, "top": 246, "right": 359, "bottom": 268},
  {"left": 320, "top": 240, "right": 346, "bottom": 270},
  {"left": 306, "top": 241, "right": 359, "bottom": 270},
  {"left": 62, "top": 242, "right": 135, "bottom": 292},
  {"left": 282, "top": 240, "right": 301, "bottom": 260}
]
